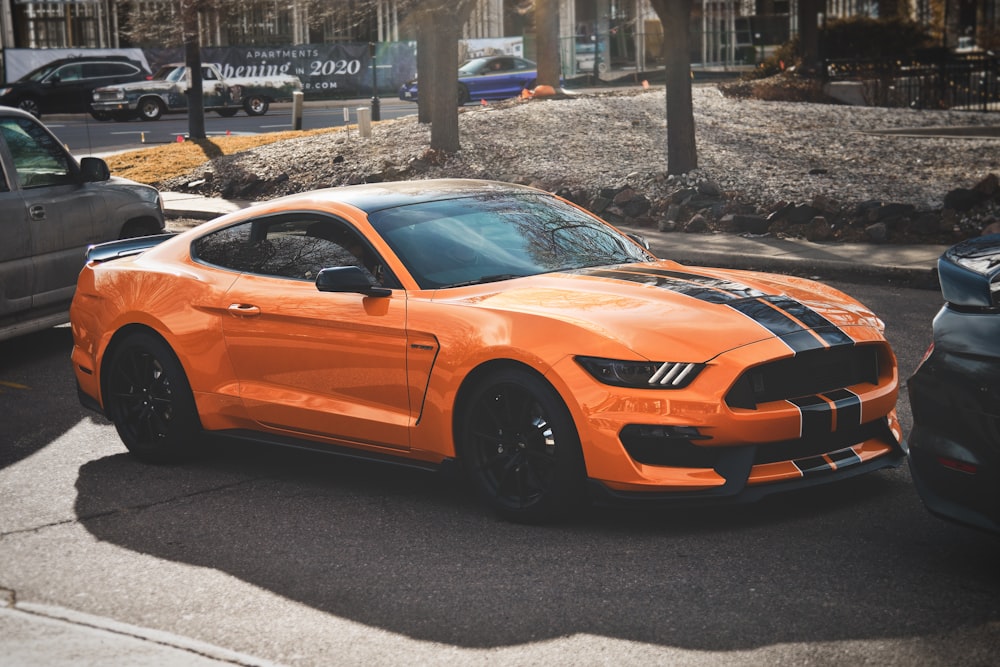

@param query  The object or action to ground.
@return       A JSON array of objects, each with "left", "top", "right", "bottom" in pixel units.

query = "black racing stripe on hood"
[
  {"left": 586, "top": 267, "right": 855, "bottom": 353},
  {"left": 766, "top": 296, "right": 855, "bottom": 347},
  {"left": 585, "top": 269, "right": 734, "bottom": 304}
]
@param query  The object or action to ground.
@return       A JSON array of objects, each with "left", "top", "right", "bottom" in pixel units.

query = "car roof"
[{"left": 269, "top": 179, "right": 545, "bottom": 215}]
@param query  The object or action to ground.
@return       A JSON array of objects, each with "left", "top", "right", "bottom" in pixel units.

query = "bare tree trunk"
[
  {"left": 535, "top": 0, "right": 561, "bottom": 89},
  {"left": 798, "top": 0, "right": 821, "bottom": 73},
  {"left": 183, "top": 0, "right": 206, "bottom": 140},
  {"left": 656, "top": 0, "right": 697, "bottom": 174},
  {"left": 429, "top": 12, "right": 461, "bottom": 152}
]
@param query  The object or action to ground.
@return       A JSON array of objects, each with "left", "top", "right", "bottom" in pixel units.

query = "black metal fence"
[{"left": 824, "top": 52, "right": 1000, "bottom": 112}]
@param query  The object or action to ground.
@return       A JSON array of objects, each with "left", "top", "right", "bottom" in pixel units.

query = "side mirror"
[
  {"left": 316, "top": 266, "right": 390, "bottom": 298},
  {"left": 80, "top": 157, "right": 111, "bottom": 183}
]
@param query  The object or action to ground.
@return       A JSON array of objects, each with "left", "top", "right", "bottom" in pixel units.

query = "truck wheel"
[
  {"left": 243, "top": 95, "right": 269, "bottom": 116},
  {"left": 90, "top": 111, "right": 113, "bottom": 122},
  {"left": 216, "top": 108, "right": 239, "bottom": 117},
  {"left": 138, "top": 97, "right": 165, "bottom": 121}
]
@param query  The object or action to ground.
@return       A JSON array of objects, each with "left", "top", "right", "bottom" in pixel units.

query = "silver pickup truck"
[
  {"left": 91, "top": 62, "right": 302, "bottom": 121},
  {"left": 0, "top": 105, "right": 164, "bottom": 342}
]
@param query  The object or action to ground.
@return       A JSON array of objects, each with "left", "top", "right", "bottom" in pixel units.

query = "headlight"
[{"left": 575, "top": 356, "right": 704, "bottom": 389}]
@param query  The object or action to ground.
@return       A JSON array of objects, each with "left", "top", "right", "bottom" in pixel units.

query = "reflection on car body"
[
  {"left": 907, "top": 234, "right": 1000, "bottom": 534},
  {"left": 399, "top": 56, "right": 538, "bottom": 105},
  {"left": 71, "top": 179, "right": 905, "bottom": 523}
]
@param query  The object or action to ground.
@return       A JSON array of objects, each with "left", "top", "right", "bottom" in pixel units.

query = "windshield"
[
  {"left": 24, "top": 64, "right": 60, "bottom": 83},
  {"left": 152, "top": 66, "right": 186, "bottom": 82},
  {"left": 458, "top": 58, "right": 490, "bottom": 76},
  {"left": 369, "top": 193, "right": 654, "bottom": 289}
]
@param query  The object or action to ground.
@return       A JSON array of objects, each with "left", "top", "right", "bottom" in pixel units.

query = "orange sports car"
[{"left": 71, "top": 179, "right": 905, "bottom": 521}]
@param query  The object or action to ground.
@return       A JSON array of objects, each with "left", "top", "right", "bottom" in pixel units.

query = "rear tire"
[
  {"left": 457, "top": 84, "right": 470, "bottom": 106},
  {"left": 457, "top": 368, "right": 587, "bottom": 522},
  {"left": 104, "top": 331, "right": 201, "bottom": 464},
  {"left": 243, "top": 95, "right": 269, "bottom": 116},
  {"left": 17, "top": 98, "right": 40, "bottom": 117}
]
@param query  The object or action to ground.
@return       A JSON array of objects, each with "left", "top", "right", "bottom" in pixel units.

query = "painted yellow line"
[{"left": 0, "top": 380, "right": 30, "bottom": 390}]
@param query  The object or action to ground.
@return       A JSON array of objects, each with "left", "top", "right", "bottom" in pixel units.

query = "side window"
[
  {"left": 192, "top": 216, "right": 392, "bottom": 286},
  {"left": 202, "top": 67, "right": 218, "bottom": 81},
  {"left": 0, "top": 117, "right": 75, "bottom": 189},
  {"left": 54, "top": 64, "right": 83, "bottom": 82}
]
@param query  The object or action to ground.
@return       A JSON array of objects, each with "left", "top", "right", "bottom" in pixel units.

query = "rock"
[
  {"left": 811, "top": 193, "right": 840, "bottom": 215},
  {"left": 865, "top": 222, "right": 889, "bottom": 242},
  {"left": 805, "top": 216, "right": 832, "bottom": 241},
  {"left": 787, "top": 204, "right": 823, "bottom": 225},
  {"left": 658, "top": 219, "right": 679, "bottom": 232},
  {"left": 622, "top": 194, "right": 651, "bottom": 218},
  {"left": 733, "top": 214, "right": 771, "bottom": 235},
  {"left": 613, "top": 187, "right": 636, "bottom": 205},
  {"left": 910, "top": 212, "right": 942, "bottom": 236},
  {"left": 590, "top": 196, "right": 612, "bottom": 213},
  {"left": 876, "top": 203, "right": 916, "bottom": 221},
  {"left": 684, "top": 214, "right": 709, "bottom": 233},
  {"left": 944, "top": 188, "right": 985, "bottom": 212},
  {"left": 981, "top": 221, "right": 1000, "bottom": 236},
  {"left": 973, "top": 173, "right": 999, "bottom": 198},
  {"left": 698, "top": 180, "right": 722, "bottom": 196}
]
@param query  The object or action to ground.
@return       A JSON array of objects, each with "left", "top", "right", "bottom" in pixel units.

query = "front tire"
[
  {"left": 458, "top": 368, "right": 587, "bottom": 522},
  {"left": 243, "top": 95, "right": 269, "bottom": 116},
  {"left": 104, "top": 331, "right": 201, "bottom": 463},
  {"left": 137, "top": 97, "right": 165, "bottom": 121}
]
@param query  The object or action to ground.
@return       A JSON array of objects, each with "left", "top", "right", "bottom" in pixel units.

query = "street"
[
  {"left": 40, "top": 100, "right": 417, "bottom": 156},
  {"left": 1, "top": 280, "right": 998, "bottom": 665}
]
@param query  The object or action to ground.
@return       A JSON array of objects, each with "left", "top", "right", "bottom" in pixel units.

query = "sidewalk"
[
  {"left": 1, "top": 598, "right": 282, "bottom": 667},
  {"left": 161, "top": 191, "right": 949, "bottom": 289}
]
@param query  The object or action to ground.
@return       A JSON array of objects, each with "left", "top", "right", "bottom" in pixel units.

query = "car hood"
[{"left": 439, "top": 262, "right": 882, "bottom": 360}]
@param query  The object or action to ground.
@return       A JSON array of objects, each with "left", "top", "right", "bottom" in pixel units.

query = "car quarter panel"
[{"left": 71, "top": 252, "right": 245, "bottom": 427}]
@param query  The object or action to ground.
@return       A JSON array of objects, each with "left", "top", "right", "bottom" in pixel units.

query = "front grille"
[
  {"left": 619, "top": 418, "right": 894, "bottom": 469},
  {"left": 752, "top": 419, "right": 893, "bottom": 465},
  {"left": 726, "top": 344, "right": 881, "bottom": 410}
]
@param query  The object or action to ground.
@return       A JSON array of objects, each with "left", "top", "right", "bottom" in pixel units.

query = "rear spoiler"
[
  {"left": 86, "top": 233, "right": 177, "bottom": 263},
  {"left": 938, "top": 233, "right": 1000, "bottom": 308}
]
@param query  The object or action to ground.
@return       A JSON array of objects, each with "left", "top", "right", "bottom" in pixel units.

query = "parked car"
[
  {"left": 71, "top": 179, "right": 905, "bottom": 522},
  {"left": 907, "top": 234, "right": 1000, "bottom": 534},
  {"left": 0, "top": 105, "right": 164, "bottom": 342},
  {"left": 91, "top": 62, "right": 302, "bottom": 121},
  {"left": 0, "top": 55, "right": 151, "bottom": 118},
  {"left": 399, "top": 56, "right": 539, "bottom": 105}
]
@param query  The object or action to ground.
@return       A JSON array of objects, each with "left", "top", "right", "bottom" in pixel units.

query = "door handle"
[
  {"left": 227, "top": 303, "right": 261, "bottom": 317},
  {"left": 29, "top": 205, "right": 45, "bottom": 221}
]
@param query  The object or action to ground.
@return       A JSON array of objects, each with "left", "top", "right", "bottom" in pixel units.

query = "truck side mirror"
[{"left": 79, "top": 157, "right": 111, "bottom": 183}]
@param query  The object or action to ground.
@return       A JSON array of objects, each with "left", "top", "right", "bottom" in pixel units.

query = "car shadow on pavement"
[
  {"left": 0, "top": 326, "right": 84, "bottom": 469},
  {"left": 73, "top": 437, "right": 1000, "bottom": 650}
]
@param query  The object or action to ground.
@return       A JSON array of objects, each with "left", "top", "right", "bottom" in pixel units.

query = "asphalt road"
[
  {"left": 1, "top": 280, "right": 998, "bottom": 665},
  {"left": 40, "top": 99, "right": 417, "bottom": 155}
]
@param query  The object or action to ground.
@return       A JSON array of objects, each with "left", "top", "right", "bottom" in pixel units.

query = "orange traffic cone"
[
  {"left": 642, "top": 80, "right": 650, "bottom": 90},
  {"left": 176, "top": 135, "right": 184, "bottom": 143},
  {"left": 481, "top": 99, "right": 488, "bottom": 106}
]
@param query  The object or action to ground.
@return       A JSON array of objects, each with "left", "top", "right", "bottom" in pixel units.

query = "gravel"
[{"left": 162, "top": 85, "right": 1000, "bottom": 242}]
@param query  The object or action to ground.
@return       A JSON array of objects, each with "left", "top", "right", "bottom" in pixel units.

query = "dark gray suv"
[
  {"left": 0, "top": 106, "right": 164, "bottom": 342},
  {"left": 0, "top": 55, "right": 150, "bottom": 118}
]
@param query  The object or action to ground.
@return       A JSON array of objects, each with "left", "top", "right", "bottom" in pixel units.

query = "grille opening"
[
  {"left": 726, "top": 344, "right": 881, "bottom": 410},
  {"left": 620, "top": 418, "right": 895, "bottom": 469}
]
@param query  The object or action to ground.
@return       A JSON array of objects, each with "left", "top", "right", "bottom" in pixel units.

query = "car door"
[
  {"left": 470, "top": 57, "right": 517, "bottom": 99},
  {"left": 0, "top": 144, "right": 33, "bottom": 320},
  {"left": 0, "top": 114, "right": 102, "bottom": 310},
  {"left": 195, "top": 213, "right": 414, "bottom": 449},
  {"left": 44, "top": 62, "right": 90, "bottom": 114}
]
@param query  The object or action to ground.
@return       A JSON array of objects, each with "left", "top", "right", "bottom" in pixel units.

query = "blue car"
[{"left": 399, "top": 56, "right": 538, "bottom": 105}]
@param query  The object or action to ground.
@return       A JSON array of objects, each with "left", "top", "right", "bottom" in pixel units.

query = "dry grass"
[{"left": 105, "top": 126, "right": 342, "bottom": 185}]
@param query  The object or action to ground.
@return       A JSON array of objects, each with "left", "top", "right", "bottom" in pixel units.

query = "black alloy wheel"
[
  {"left": 458, "top": 368, "right": 587, "bottom": 522},
  {"left": 104, "top": 331, "right": 200, "bottom": 463}
]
